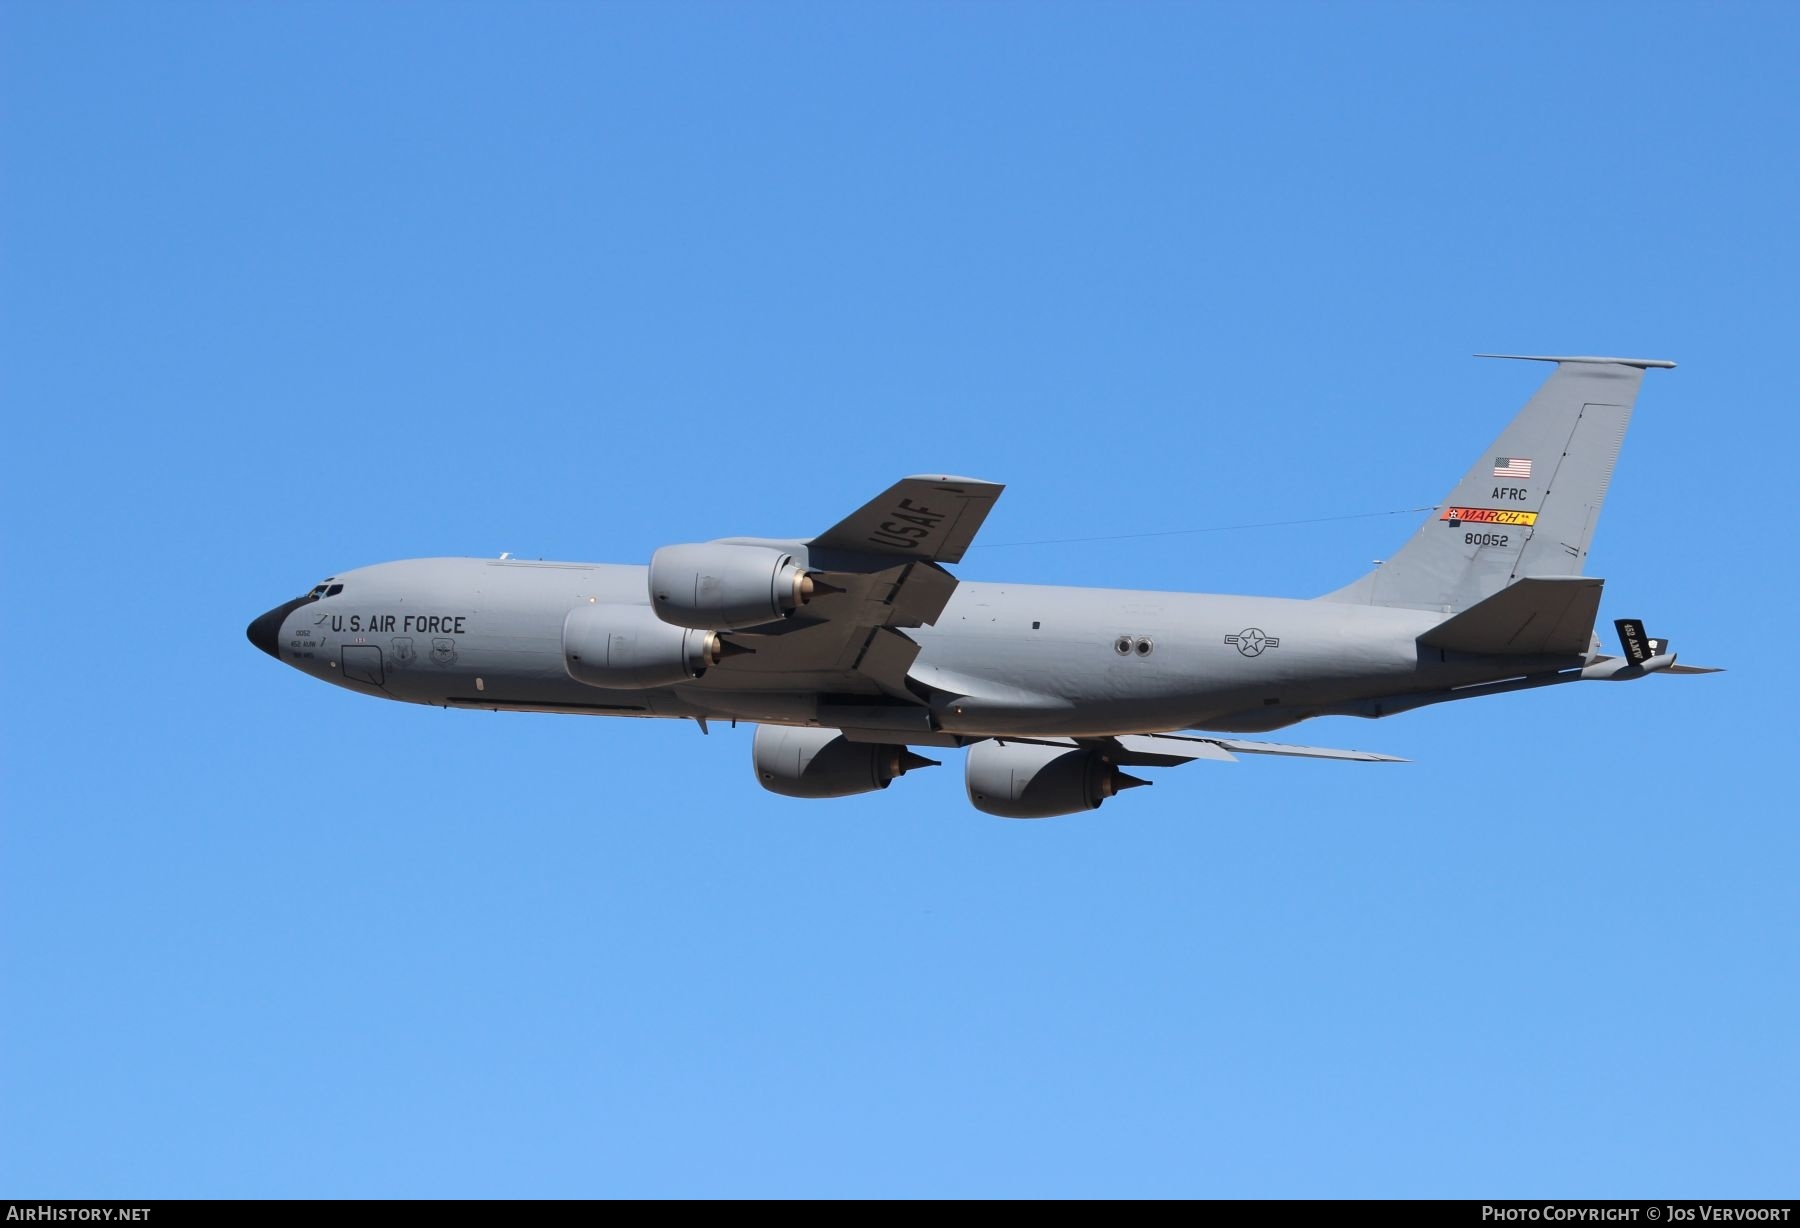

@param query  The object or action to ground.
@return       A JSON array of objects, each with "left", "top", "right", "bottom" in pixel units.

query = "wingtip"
[
  {"left": 1475, "top": 353, "right": 1677, "bottom": 370},
  {"left": 900, "top": 474, "right": 1006, "bottom": 489}
]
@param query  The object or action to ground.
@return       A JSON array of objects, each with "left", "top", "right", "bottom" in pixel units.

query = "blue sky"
[{"left": 3, "top": 1, "right": 1796, "bottom": 1198}]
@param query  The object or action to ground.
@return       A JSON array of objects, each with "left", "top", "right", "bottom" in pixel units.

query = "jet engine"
[
  {"left": 964, "top": 739, "right": 1149, "bottom": 819},
  {"left": 649, "top": 543, "right": 815, "bottom": 630},
  {"left": 752, "top": 725, "right": 938, "bottom": 799},
  {"left": 563, "top": 602, "right": 725, "bottom": 689}
]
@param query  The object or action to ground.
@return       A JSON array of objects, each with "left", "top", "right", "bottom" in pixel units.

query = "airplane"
[{"left": 247, "top": 354, "right": 1717, "bottom": 817}]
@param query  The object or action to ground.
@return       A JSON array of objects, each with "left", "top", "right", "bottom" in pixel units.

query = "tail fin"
[{"left": 1323, "top": 355, "right": 1674, "bottom": 613}]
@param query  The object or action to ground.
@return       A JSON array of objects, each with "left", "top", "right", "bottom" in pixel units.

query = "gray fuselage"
[{"left": 252, "top": 556, "right": 1583, "bottom": 739}]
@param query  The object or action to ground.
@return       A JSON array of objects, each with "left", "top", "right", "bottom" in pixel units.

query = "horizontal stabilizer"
[{"left": 1417, "top": 576, "right": 1602, "bottom": 657}]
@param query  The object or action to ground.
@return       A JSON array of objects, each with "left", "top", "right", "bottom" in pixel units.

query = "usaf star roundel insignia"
[{"left": 1225, "top": 627, "right": 1280, "bottom": 657}]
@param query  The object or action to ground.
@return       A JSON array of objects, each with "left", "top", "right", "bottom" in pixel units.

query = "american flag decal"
[{"left": 1493, "top": 457, "right": 1532, "bottom": 479}]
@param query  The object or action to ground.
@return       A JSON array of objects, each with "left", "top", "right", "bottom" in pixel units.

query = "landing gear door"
[{"left": 341, "top": 644, "right": 385, "bottom": 687}]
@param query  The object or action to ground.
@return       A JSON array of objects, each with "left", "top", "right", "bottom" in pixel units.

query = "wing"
[
  {"left": 1109, "top": 732, "right": 1406, "bottom": 764},
  {"left": 705, "top": 476, "right": 1004, "bottom": 701},
  {"left": 993, "top": 731, "right": 1407, "bottom": 766},
  {"left": 810, "top": 475, "right": 1003, "bottom": 564}
]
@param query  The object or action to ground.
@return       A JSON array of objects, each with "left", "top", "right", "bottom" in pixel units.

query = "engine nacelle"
[
  {"left": 964, "top": 739, "right": 1149, "bottom": 819},
  {"left": 752, "top": 725, "right": 937, "bottom": 799},
  {"left": 563, "top": 602, "right": 723, "bottom": 689},
  {"left": 649, "top": 543, "right": 814, "bottom": 631}
]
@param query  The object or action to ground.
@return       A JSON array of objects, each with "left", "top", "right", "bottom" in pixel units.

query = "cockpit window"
[
  {"left": 307, "top": 584, "right": 329, "bottom": 599},
  {"left": 325, "top": 583, "right": 344, "bottom": 596}
]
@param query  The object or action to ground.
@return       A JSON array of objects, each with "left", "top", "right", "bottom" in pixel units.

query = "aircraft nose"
[{"left": 246, "top": 599, "right": 300, "bottom": 660}]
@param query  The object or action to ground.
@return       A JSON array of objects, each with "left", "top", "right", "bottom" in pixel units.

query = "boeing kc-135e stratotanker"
[{"left": 248, "top": 355, "right": 1716, "bottom": 817}]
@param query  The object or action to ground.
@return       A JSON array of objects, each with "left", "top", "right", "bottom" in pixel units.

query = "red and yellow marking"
[{"left": 1441, "top": 507, "right": 1539, "bottom": 526}]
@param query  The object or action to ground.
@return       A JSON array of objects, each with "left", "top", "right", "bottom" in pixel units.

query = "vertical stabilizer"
[{"left": 1323, "top": 356, "right": 1673, "bottom": 613}]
